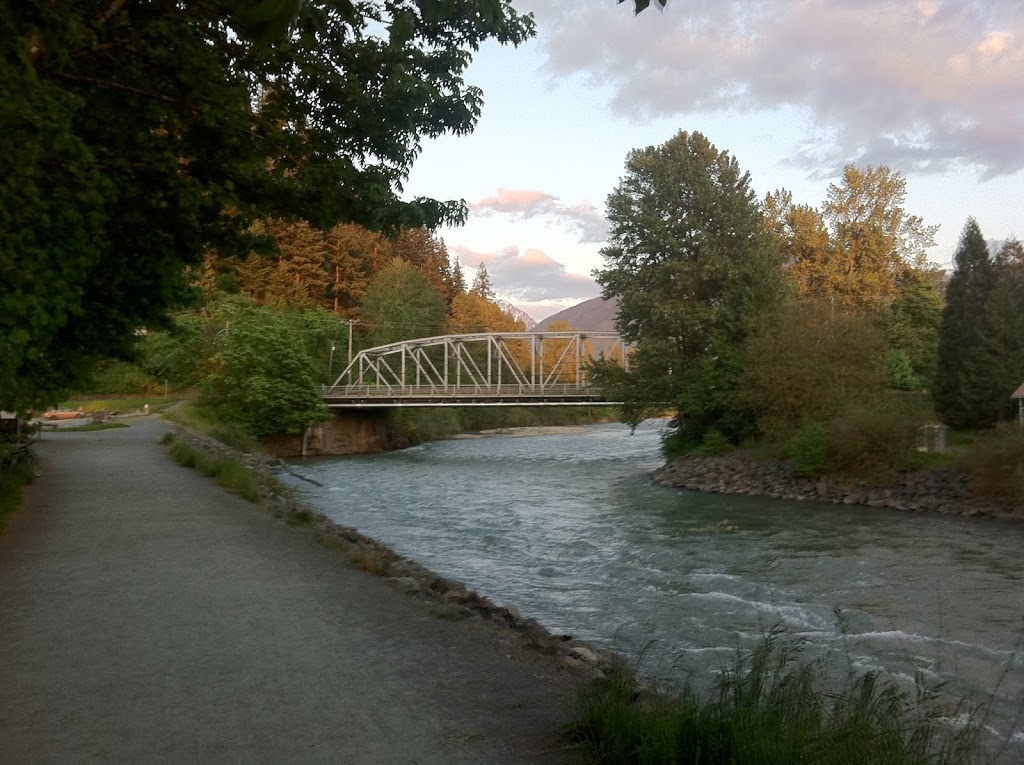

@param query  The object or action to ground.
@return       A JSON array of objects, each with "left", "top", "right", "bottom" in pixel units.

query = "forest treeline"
[
  {"left": 594, "top": 130, "right": 1024, "bottom": 485},
  {"left": 86, "top": 219, "right": 563, "bottom": 439}
]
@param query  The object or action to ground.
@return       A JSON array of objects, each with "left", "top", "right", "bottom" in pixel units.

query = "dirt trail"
[{"left": 0, "top": 418, "right": 577, "bottom": 764}]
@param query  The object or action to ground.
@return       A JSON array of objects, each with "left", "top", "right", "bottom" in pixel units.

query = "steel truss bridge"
[{"left": 323, "top": 331, "right": 627, "bottom": 407}]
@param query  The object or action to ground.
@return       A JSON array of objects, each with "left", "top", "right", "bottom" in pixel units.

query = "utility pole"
[{"left": 347, "top": 319, "right": 359, "bottom": 365}]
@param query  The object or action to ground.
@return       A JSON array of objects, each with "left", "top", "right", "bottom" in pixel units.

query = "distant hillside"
[
  {"left": 495, "top": 300, "right": 537, "bottom": 330},
  {"left": 537, "top": 296, "right": 618, "bottom": 332}
]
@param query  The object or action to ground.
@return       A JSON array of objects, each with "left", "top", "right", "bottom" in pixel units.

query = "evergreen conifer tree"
[
  {"left": 977, "top": 240, "right": 1024, "bottom": 421},
  {"left": 470, "top": 263, "right": 495, "bottom": 300},
  {"left": 934, "top": 219, "right": 996, "bottom": 428}
]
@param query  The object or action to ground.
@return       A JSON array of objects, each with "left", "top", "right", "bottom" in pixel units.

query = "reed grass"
[{"left": 568, "top": 635, "right": 980, "bottom": 764}]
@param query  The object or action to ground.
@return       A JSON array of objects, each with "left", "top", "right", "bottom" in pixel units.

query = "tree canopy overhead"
[{"left": 1, "top": 0, "right": 534, "bottom": 410}]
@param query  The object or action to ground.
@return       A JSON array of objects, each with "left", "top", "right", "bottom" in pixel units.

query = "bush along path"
[{"left": 0, "top": 417, "right": 613, "bottom": 764}]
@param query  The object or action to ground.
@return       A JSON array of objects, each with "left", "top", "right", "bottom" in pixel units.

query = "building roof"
[{"left": 1012, "top": 383, "right": 1024, "bottom": 399}]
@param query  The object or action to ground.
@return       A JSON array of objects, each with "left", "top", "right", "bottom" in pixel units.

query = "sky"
[{"left": 403, "top": 0, "right": 1024, "bottom": 321}]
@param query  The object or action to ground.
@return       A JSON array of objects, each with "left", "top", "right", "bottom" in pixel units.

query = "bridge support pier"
[
  {"left": 308, "top": 410, "right": 390, "bottom": 456},
  {"left": 265, "top": 410, "right": 391, "bottom": 457}
]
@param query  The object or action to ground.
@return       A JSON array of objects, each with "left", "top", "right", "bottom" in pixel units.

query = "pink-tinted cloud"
[
  {"left": 452, "top": 244, "right": 602, "bottom": 303},
  {"left": 470, "top": 188, "right": 609, "bottom": 243},
  {"left": 524, "top": 0, "right": 1024, "bottom": 177}
]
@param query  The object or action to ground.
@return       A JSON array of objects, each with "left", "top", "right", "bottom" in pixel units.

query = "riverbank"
[
  {"left": 168, "top": 422, "right": 623, "bottom": 676},
  {"left": 274, "top": 422, "right": 1024, "bottom": 762},
  {"left": 0, "top": 418, "right": 608, "bottom": 762},
  {"left": 654, "top": 450, "right": 1023, "bottom": 520}
]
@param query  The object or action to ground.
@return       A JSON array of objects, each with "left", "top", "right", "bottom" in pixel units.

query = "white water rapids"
[{"left": 280, "top": 422, "right": 1024, "bottom": 760}]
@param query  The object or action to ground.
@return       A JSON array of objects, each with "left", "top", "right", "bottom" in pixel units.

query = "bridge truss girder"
[{"left": 323, "top": 331, "right": 627, "bottom": 407}]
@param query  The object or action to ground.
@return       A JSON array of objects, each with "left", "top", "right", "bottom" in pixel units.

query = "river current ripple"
[{"left": 281, "top": 423, "right": 1024, "bottom": 758}]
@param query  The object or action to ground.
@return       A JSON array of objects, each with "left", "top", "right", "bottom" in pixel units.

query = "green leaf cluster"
[
  {"left": 359, "top": 259, "right": 448, "bottom": 347},
  {"left": 200, "top": 298, "right": 330, "bottom": 438},
  {"left": 1, "top": 0, "right": 534, "bottom": 411},
  {"left": 595, "top": 130, "right": 790, "bottom": 447}
]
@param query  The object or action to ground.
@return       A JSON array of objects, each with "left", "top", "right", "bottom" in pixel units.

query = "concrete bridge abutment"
[{"left": 264, "top": 409, "right": 391, "bottom": 457}]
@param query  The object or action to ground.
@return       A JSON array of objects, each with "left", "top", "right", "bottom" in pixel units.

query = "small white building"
[{"left": 1012, "top": 383, "right": 1024, "bottom": 423}]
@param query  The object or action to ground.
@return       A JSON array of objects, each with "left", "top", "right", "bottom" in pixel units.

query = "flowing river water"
[{"left": 280, "top": 422, "right": 1024, "bottom": 758}]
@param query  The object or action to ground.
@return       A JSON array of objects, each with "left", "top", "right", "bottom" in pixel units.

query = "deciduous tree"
[
  {"left": 359, "top": 259, "right": 447, "bottom": 347},
  {"left": 595, "top": 130, "right": 789, "bottom": 450},
  {"left": 202, "top": 298, "right": 330, "bottom": 438},
  {"left": 745, "top": 300, "right": 886, "bottom": 436},
  {"left": 1, "top": 0, "right": 534, "bottom": 411},
  {"left": 822, "top": 165, "right": 938, "bottom": 307}
]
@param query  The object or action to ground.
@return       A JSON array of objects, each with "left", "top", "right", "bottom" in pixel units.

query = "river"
[{"left": 280, "top": 422, "right": 1024, "bottom": 758}]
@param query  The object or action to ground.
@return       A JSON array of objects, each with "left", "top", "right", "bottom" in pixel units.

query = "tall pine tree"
[
  {"left": 934, "top": 219, "right": 996, "bottom": 428},
  {"left": 977, "top": 239, "right": 1024, "bottom": 421}
]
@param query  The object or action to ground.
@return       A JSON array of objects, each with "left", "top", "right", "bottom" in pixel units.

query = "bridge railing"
[{"left": 322, "top": 382, "right": 602, "bottom": 399}]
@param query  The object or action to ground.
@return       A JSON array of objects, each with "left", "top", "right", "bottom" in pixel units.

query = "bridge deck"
[{"left": 322, "top": 384, "right": 621, "bottom": 408}]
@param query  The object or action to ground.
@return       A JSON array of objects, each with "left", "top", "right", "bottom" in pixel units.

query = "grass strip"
[
  {"left": 51, "top": 422, "right": 131, "bottom": 433},
  {"left": 162, "top": 403, "right": 255, "bottom": 452},
  {"left": 65, "top": 396, "right": 185, "bottom": 414},
  {"left": 0, "top": 460, "right": 35, "bottom": 532},
  {"left": 567, "top": 634, "right": 981, "bottom": 765},
  {"left": 164, "top": 434, "right": 261, "bottom": 502}
]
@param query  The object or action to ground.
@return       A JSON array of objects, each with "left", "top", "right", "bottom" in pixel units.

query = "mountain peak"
[
  {"left": 536, "top": 297, "right": 619, "bottom": 332},
  {"left": 494, "top": 299, "right": 537, "bottom": 330}
]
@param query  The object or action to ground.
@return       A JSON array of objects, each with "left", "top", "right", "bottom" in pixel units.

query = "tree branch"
[
  {"left": 50, "top": 69, "right": 180, "bottom": 104},
  {"left": 95, "top": 0, "right": 132, "bottom": 27}
]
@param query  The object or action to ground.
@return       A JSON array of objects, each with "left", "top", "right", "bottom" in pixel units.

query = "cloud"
[
  {"left": 452, "top": 244, "right": 602, "bottom": 303},
  {"left": 470, "top": 188, "right": 609, "bottom": 243},
  {"left": 524, "top": 0, "right": 1024, "bottom": 177}
]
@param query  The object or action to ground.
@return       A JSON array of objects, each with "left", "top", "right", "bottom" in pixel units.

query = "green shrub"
[
  {"left": 207, "top": 423, "right": 255, "bottom": 453},
  {"left": 964, "top": 425, "right": 1024, "bottom": 499},
  {"left": 83, "top": 360, "right": 161, "bottom": 395},
  {"left": 168, "top": 438, "right": 198, "bottom": 468},
  {"left": 200, "top": 297, "right": 330, "bottom": 438},
  {"left": 785, "top": 421, "right": 831, "bottom": 477},
  {"left": 699, "top": 427, "right": 733, "bottom": 456},
  {"left": 883, "top": 349, "right": 923, "bottom": 391},
  {"left": 140, "top": 314, "right": 208, "bottom": 390},
  {"left": 827, "top": 401, "right": 925, "bottom": 479}
]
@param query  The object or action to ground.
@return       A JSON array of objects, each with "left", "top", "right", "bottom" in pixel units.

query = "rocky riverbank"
[
  {"left": 653, "top": 451, "right": 1023, "bottom": 520},
  {"left": 168, "top": 422, "right": 622, "bottom": 676}
]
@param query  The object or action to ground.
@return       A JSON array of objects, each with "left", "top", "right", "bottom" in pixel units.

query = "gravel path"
[{"left": 0, "top": 418, "right": 576, "bottom": 764}]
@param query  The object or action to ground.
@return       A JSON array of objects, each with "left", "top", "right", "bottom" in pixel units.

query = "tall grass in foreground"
[
  {"left": 163, "top": 434, "right": 260, "bottom": 502},
  {"left": 568, "top": 636, "right": 981, "bottom": 764}
]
